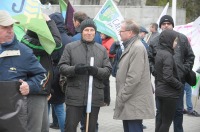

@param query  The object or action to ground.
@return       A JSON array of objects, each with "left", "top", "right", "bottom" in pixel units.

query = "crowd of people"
[{"left": 0, "top": 7, "right": 199, "bottom": 132}]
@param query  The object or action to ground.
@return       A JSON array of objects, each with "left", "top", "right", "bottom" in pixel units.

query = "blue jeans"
[
  {"left": 123, "top": 120, "right": 143, "bottom": 132},
  {"left": 48, "top": 103, "right": 66, "bottom": 132},
  {"left": 184, "top": 83, "right": 193, "bottom": 112}
]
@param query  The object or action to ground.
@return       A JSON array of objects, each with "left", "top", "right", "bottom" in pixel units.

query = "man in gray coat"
[
  {"left": 113, "top": 20, "right": 155, "bottom": 132},
  {"left": 58, "top": 19, "right": 112, "bottom": 132}
]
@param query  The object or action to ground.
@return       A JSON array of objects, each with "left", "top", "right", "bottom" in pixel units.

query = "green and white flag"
[
  {"left": 94, "top": 0, "right": 124, "bottom": 41},
  {"left": 0, "top": 0, "right": 56, "bottom": 54}
]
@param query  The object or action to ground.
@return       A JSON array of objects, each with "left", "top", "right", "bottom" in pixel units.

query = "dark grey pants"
[
  {"left": 65, "top": 105, "right": 100, "bottom": 132},
  {"left": 27, "top": 95, "right": 49, "bottom": 132}
]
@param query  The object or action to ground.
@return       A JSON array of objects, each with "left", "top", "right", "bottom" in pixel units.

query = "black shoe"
[
  {"left": 183, "top": 109, "right": 188, "bottom": 114},
  {"left": 142, "top": 125, "right": 147, "bottom": 129},
  {"left": 188, "top": 110, "right": 200, "bottom": 117},
  {"left": 50, "top": 123, "right": 59, "bottom": 129}
]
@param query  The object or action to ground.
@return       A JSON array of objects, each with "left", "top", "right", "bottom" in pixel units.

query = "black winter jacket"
[
  {"left": 155, "top": 30, "right": 183, "bottom": 98},
  {"left": 58, "top": 40, "right": 112, "bottom": 107},
  {"left": 148, "top": 30, "right": 195, "bottom": 83},
  {"left": 48, "top": 12, "right": 72, "bottom": 104},
  {"left": 21, "top": 20, "right": 62, "bottom": 95}
]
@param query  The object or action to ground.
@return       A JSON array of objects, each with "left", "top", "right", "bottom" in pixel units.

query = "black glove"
[
  {"left": 74, "top": 64, "right": 88, "bottom": 75},
  {"left": 87, "top": 66, "right": 98, "bottom": 76}
]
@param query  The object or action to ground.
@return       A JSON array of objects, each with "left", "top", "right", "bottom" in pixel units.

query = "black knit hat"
[
  {"left": 159, "top": 15, "right": 174, "bottom": 28},
  {"left": 80, "top": 18, "right": 97, "bottom": 33}
]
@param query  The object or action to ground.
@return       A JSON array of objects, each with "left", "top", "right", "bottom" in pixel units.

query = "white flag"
[
  {"left": 174, "top": 16, "right": 200, "bottom": 96},
  {"left": 157, "top": 2, "right": 169, "bottom": 25}
]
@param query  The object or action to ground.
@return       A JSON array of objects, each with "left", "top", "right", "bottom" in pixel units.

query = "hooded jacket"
[
  {"left": 148, "top": 30, "right": 195, "bottom": 83},
  {"left": 155, "top": 30, "right": 183, "bottom": 98}
]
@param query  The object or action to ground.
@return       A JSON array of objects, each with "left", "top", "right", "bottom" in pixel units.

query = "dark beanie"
[
  {"left": 159, "top": 15, "right": 174, "bottom": 28},
  {"left": 80, "top": 19, "right": 97, "bottom": 33}
]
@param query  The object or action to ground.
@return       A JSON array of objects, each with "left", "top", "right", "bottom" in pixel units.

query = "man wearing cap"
[
  {"left": 58, "top": 18, "right": 112, "bottom": 132},
  {"left": 139, "top": 26, "right": 149, "bottom": 50},
  {"left": 0, "top": 10, "right": 47, "bottom": 131},
  {"left": 148, "top": 15, "right": 195, "bottom": 132}
]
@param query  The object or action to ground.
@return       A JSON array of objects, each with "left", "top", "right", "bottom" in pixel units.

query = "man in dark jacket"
[
  {"left": 148, "top": 15, "right": 195, "bottom": 132},
  {"left": 71, "top": 12, "right": 106, "bottom": 131},
  {"left": 21, "top": 14, "right": 62, "bottom": 132},
  {"left": 48, "top": 12, "right": 72, "bottom": 132},
  {"left": 58, "top": 19, "right": 112, "bottom": 132},
  {"left": 0, "top": 10, "right": 47, "bottom": 132}
]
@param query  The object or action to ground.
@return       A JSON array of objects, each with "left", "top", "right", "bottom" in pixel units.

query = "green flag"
[
  {"left": 0, "top": 0, "right": 56, "bottom": 54},
  {"left": 94, "top": 0, "right": 124, "bottom": 41}
]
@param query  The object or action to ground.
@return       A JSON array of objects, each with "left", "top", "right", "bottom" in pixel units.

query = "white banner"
[{"left": 174, "top": 16, "right": 200, "bottom": 96}]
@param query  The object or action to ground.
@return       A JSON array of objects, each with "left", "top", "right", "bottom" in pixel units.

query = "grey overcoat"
[{"left": 113, "top": 37, "right": 155, "bottom": 120}]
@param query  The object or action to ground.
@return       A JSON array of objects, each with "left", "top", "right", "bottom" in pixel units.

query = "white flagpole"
[
  {"left": 172, "top": 0, "right": 177, "bottom": 26},
  {"left": 86, "top": 57, "right": 94, "bottom": 132},
  {"left": 156, "top": 2, "right": 169, "bottom": 25}
]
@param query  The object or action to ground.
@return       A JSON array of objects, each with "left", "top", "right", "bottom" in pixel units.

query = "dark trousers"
[
  {"left": 103, "top": 78, "right": 110, "bottom": 105},
  {"left": 65, "top": 105, "right": 100, "bottom": 132},
  {"left": 155, "top": 97, "right": 177, "bottom": 132},
  {"left": 80, "top": 108, "right": 99, "bottom": 132},
  {"left": 173, "top": 89, "right": 184, "bottom": 132},
  {"left": 123, "top": 120, "right": 143, "bottom": 132},
  {"left": 155, "top": 90, "right": 184, "bottom": 132}
]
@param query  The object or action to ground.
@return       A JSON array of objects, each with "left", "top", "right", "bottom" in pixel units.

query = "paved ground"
[{"left": 50, "top": 76, "right": 200, "bottom": 132}]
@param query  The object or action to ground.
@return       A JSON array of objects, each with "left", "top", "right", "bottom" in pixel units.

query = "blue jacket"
[
  {"left": 109, "top": 41, "right": 122, "bottom": 77},
  {"left": 141, "top": 39, "right": 149, "bottom": 51},
  {"left": 0, "top": 36, "right": 47, "bottom": 94}
]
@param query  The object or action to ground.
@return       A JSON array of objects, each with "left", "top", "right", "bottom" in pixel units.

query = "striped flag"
[{"left": 0, "top": 0, "right": 56, "bottom": 54}]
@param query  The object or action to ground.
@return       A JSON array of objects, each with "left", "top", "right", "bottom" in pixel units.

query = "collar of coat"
[
  {"left": 120, "top": 35, "right": 139, "bottom": 60},
  {"left": 122, "top": 35, "right": 138, "bottom": 49}
]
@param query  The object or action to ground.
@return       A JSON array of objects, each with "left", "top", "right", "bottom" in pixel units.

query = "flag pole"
[
  {"left": 86, "top": 57, "right": 94, "bottom": 132},
  {"left": 172, "top": 0, "right": 177, "bottom": 26},
  {"left": 156, "top": 2, "right": 169, "bottom": 32},
  {"left": 146, "top": 32, "right": 152, "bottom": 43}
]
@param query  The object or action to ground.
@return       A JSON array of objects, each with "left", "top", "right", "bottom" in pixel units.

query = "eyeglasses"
[
  {"left": 161, "top": 22, "right": 172, "bottom": 26},
  {"left": 119, "top": 30, "right": 130, "bottom": 33}
]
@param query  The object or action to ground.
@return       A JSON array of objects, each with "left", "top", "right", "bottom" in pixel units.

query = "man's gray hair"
[{"left": 121, "top": 20, "right": 139, "bottom": 34}]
